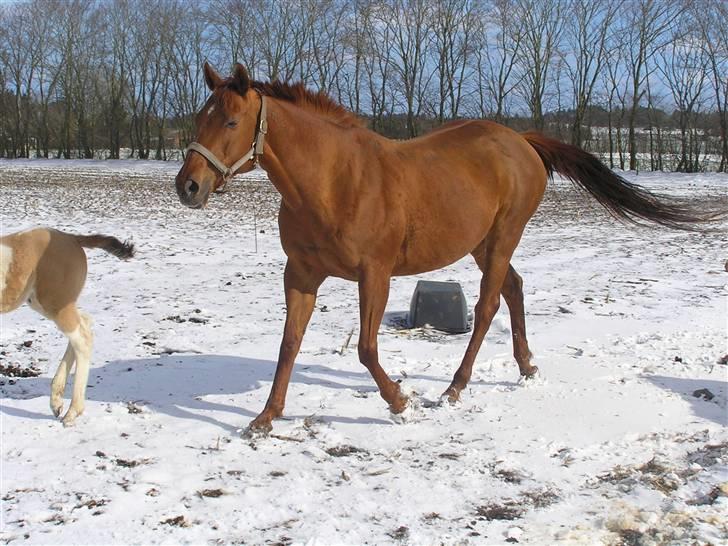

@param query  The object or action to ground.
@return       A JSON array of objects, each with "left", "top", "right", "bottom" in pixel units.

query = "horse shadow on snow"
[{"left": 0, "top": 354, "right": 416, "bottom": 431}]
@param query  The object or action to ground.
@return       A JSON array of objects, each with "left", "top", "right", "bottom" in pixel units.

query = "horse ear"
[
  {"left": 204, "top": 62, "right": 223, "bottom": 91},
  {"left": 231, "top": 63, "right": 250, "bottom": 95}
]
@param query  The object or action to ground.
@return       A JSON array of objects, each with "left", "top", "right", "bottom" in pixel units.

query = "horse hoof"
[
  {"left": 61, "top": 410, "right": 79, "bottom": 427},
  {"left": 389, "top": 394, "right": 410, "bottom": 415},
  {"left": 50, "top": 399, "right": 64, "bottom": 418},
  {"left": 390, "top": 395, "right": 423, "bottom": 424},
  {"left": 522, "top": 366, "right": 540, "bottom": 379},
  {"left": 441, "top": 388, "right": 460, "bottom": 405},
  {"left": 244, "top": 418, "right": 273, "bottom": 438}
]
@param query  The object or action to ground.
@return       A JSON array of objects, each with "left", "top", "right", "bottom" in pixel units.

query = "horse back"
[{"left": 0, "top": 229, "right": 87, "bottom": 315}]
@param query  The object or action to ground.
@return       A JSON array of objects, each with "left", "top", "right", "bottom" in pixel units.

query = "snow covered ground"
[{"left": 1, "top": 159, "right": 726, "bottom": 545}]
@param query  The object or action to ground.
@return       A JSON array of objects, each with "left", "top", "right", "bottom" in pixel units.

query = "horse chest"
[{"left": 279, "top": 222, "right": 360, "bottom": 279}]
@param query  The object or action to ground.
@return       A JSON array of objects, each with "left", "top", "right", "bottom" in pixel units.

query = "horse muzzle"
[{"left": 176, "top": 177, "right": 210, "bottom": 209}]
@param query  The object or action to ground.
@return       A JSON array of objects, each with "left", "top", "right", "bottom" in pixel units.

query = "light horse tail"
[
  {"left": 73, "top": 234, "right": 135, "bottom": 260},
  {"left": 522, "top": 131, "right": 721, "bottom": 231}
]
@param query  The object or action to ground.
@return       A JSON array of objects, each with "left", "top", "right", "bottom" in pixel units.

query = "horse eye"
[{"left": 225, "top": 120, "right": 238, "bottom": 129}]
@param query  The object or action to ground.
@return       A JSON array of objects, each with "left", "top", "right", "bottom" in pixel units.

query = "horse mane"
[{"left": 249, "top": 80, "right": 364, "bottom": 129}]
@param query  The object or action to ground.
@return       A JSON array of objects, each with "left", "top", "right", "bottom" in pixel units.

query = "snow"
[{"left": 1, "top": 159, "right": 726, "bottom": 545}]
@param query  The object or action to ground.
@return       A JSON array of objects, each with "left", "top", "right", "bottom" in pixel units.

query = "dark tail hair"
[
  {"left": 75, "top": 234, "right": 135, "bottom": 260},
  {"left": 522, "top": 131, "right": 723, "bottom": 231}
]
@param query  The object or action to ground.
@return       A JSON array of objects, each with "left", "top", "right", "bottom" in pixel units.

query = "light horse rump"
[
  {"left": 176, "top": 63, "right": 717, "bottom": 434},
  {"left": 0, "top": 228, "right": 134, "bottom": 426}
]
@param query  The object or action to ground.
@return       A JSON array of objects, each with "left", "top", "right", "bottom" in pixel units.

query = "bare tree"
[
  {"left": 563, "top": 0, "right": 621, "bottom": 147},
  {"left": 386, "top": 0, "right": 434, "bottom": 137},
  {"left": 359, "top": 0, "right": 395, "bottom": 132},
  {"left": 126, "top": 0, "right": 169, "bottom": 158},
  {"left": 97, "top": 0, "right": 132, "bottom": 159},
  {"left": 657, "top": 20, "right": 708, "bottom": 172},
  {"left": 623, "top": 0, "right": 681, "bottom": 170},
  {"left": 53, "top": 0, "right": 97, "bottom": 159},
  {"left": 306, "top": 0, "right": 351, "bottom": 93},
  {"left": 166, "top": 2, "right": 208, "bottom": 149},
  {"left": 206, "top": 0, "right": 260, "bottom": 75},
  {"left": 431, "top": 0, "right": 480, "bottom": 122},
  {"left": 695, "top": 0, "right": 728, "bottom": 171},
  {"left": 336, "top": 0, "right": 366, "bottom": 114},
  {"left": 601, "top": 42, "right": 631, "bottom": 169},
  {"left": 252, "top": 0, "right": 313, "bottom": 81},
  {"left": 3, "top": 1, "right": 38, "bottom": 157},
  {"left": 515, "top": 0, "right": 566, "bottom": 131},
  {"left": 474, "top": 0, "right": 524, "bottom": 123}
]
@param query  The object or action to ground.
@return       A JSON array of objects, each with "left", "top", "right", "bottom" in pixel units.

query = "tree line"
[{"left": 1, "top": 0, "right": 726, "bottom": 172}]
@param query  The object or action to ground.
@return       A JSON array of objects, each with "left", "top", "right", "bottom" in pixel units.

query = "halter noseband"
[{"left": 185, "top": 94, "right": 268, "bottom": 193}]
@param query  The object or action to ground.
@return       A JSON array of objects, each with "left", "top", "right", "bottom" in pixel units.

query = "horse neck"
[{"left": 259, "top": 99, "right": 348, "bottom": 212}]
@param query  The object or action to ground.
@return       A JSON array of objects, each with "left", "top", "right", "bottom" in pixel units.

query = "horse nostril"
[{"left": 185, "top": 179, "right": 199, "bottom": 195}]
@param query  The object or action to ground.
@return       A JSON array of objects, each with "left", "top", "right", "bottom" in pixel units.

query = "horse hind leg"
[
  {"left": 444, "top": 231, "right": 525, "bottom": 403},
  {"left": 50, "top": 341, "right": 75, "bottom": 417},
  {"left": 53, "top": 307, "right": 93, "bottom": 426},
  {"left": 500, "top": 265, "right": 538, "bottom": 378}
]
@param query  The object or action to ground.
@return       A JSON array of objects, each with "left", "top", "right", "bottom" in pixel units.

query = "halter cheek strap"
[{"left": 185, "top": 95, "right": 267, "bottom": 192}]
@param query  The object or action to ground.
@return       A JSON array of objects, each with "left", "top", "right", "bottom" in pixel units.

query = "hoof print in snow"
[
  {"left": 197, "top": 488, "right": 224, "bottom": 498},
  {"left": 386, "top": 526, "right": 409, "bottom": 542},
  {"left": 0, "top": 363, "right": 41, "bottom": 377},
  {"left": 75, "top": 497, "right": 109, "bottom": 512},
  {"left": 114, "top": 457, "right": 151, "bottom": 468},
  {"left": 692, "top": 388, "right": 715, "bottom": 401},
  {"left": 475, "top": 501, "right": 524, "bottom": 521},
  {"left": 126, "top": 401, "right": 144, "bottom": 414},
  {"left": 521, "top": 488, "right": 560, "bottom": 508},
  {"left": 325, "top": 445, "right": 367, "bottom": 458},
  {"left": 160, "top": 515, "right": 189, "bottom": 527},
  {"left": 188, "top": 316, "right": 208, "bottom": 324}
]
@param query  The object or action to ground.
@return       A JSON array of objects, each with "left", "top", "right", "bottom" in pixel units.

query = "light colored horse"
[{"left": 1, "top": 228, "right": 134, "bottom": 425}]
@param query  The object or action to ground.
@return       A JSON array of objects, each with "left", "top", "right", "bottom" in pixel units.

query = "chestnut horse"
[{"left": 176, "top": 63, "right": 710, "bottom": 434}]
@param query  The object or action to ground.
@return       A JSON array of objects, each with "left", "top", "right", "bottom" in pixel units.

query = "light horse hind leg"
[
  {"left": 50, "top": 342, "right": 74, "bottom": 417},
  {"left": 58, "top": 310, "right": 93, "bottom": 426},
  {"left": 30, "top": 297, "right": 93, "bottom": 426}
]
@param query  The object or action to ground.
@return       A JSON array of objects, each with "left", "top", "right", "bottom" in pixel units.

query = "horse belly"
[{"left": 393, "top": 205, "right": 496, "bottom": 276}]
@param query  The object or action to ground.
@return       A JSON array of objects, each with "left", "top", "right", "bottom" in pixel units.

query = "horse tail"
[
  {"left": 74, "top": 234, "right": 135, "bottom": 260},
  {"left": 522, "top": 131, "right": 721, "bottom": 230}
]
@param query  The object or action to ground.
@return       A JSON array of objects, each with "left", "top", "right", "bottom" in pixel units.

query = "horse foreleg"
[
  {"left": 444, "top": 234, "right": 520, "bottom": 403},
  {"left": 358, "top": 267, "right": 408, "bottom": 414},
  {"left": 248, "top": 261, "right": 325, "bottom": 434},
  {"left": 501, "top": 265, "right": 538, "bottom": 378}
]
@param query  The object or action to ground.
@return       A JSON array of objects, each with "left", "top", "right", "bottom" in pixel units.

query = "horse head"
[{"left": 176, "top": 63, "right": 265, "bottom": 208}]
